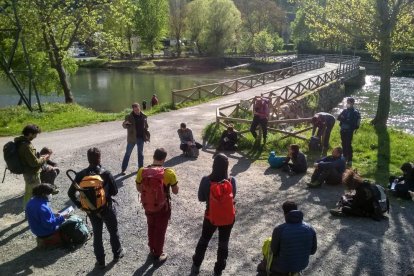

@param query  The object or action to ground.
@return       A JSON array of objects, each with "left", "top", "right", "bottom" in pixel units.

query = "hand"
[{"left": 41, "top": 154, "right": 50, "bottom": 161}]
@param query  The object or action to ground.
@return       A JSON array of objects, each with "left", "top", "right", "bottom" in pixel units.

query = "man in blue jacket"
[
  {"left": 270, "top": 201, "right": 317, "bottom": 275},
  {"left": 307, "top": 147, "right": 346, "bottom": 188}
]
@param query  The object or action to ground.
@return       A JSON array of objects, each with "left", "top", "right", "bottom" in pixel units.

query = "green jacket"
[{"left": 14, "top": 136, "right": 45, "bottom": 174}]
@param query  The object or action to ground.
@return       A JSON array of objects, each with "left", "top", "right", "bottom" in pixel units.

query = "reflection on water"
[
  {"left": 333, "top": 75, "right": 414, "bottom": 134},
  {"left": 0, "top": 68, "right": 250, "bottom": 112}
]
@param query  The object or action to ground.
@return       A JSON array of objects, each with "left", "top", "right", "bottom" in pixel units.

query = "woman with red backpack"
[{"left": 191, "top": 154, "right": 237, "bottom": 276}]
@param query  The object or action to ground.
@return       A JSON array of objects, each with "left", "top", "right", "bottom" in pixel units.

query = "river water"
[{"left": 0, "top": 70, "right": 413, "bottom": 133}]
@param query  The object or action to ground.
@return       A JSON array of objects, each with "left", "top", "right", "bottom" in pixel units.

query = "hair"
[
  {"left": 401, "top": 162, "right": 413, "bottom": 173},
  {"left": 209, "top": 153, "right": 229, "bottom": 182},
  {"left": 154, "top": 148, "right": 167, "bottom": 161},
  {"left": 282, "top": 201, "right": 298, "bottom": 214},
  {"left": 227, "top": 124, "right": 234, "bottom": 131},
  {"left": 333, "top": 146, "right": 343, "bottom": 155},
  {"left": 40, "top": 147, "right": 52, "bottom": 155},
  {"left": 87, "top": 147, "right": 101, "bottom": 166},
  {"left": 347, "top": 97, "right": 355, "bottom": 104},
  {"left": 132, "top": 103, "right": 140, "bottom": 108},
  {"left": 32, "top": 183, "right": 54, "bottom": 197},
  {"left": 22, "top": 124, "right": 41, "bottom": 136},
  {"left": 342, "top": 169, "right": 364, "bottom": 189},
  {"left": 180, "top": 122, "right": 186, "bottom": 129},
  {"left": 289, "top": 144, "right": 300, "bottom": 158}
]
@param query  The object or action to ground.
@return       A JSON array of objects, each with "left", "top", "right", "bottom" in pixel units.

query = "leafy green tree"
[
  {"left": 169, "top": 0, "right": 187, "bottom": 57},
  {"left": 273, "top": 33, "right": 285, "bottom": 52},
  {"left": 135, "top": 0, "right": 169, "bottom": 57},
  {"left": 185, "top": 0, "right": 208, "bottom": 54},
  {"left": 296, "top": 0, "right": 414, "bottom": 127},
  {"left": 253, "top": 30, "right": 274, "bottom": 54}
]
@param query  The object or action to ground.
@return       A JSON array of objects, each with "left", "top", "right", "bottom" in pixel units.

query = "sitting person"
[
  {"left": 217, "top": 124, "right": 238, "bottom": 151},
  {"left": 330, "top": 169, "right": 389, "bottom": 220},
  {"left": 26, "top": 183, "right": 68, "bottom": 248},
  {"left": 307, "top": 147, "right": 346, "bottom": 188},
  {"left": 38, "top": 147, "right": 60, "bottom": 192},
  {"left": 282, "top": 144, "right": 308, "bottom": 175},
  {"left": 388, "top": 162, "right": 414, "bottom": 200},
  {"left": 177, "top": 123, "right": 202, "bottom": 156}
]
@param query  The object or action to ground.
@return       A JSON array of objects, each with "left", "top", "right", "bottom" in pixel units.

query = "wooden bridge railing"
[
  {"left": 214, "top": 55, "right": 361, "bottom": 141},
  {"left": 172, "top": 56, "right": 325, "bottom": 105}
]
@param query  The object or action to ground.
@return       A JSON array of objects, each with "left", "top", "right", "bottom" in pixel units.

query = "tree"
[
  {"left": 169, "top": 0, "right": 187, "bottom": 57},
  {"left": 253, "top": 31, "right": 274, "bottom": 54},
  {"left": 135, "top": 0, "right": 169, "bottom": 57},
  {"left": 185, "top": 0, "right": 208, "bottom": 54},
  {"left": 296, "top": 0, "right": 414, "bottom": 128}
]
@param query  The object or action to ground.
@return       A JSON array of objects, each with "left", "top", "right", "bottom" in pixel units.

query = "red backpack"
[
  {"left": 140, "top": 167, "right": 167, "bottom": 213},
  {"left": 207, "top": 179, "right": 235, "bottom": 226}
]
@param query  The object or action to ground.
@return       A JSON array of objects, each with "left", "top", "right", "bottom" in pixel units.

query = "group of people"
[{"left": 9, "top": 95, "right": 413, "bottom": 276}]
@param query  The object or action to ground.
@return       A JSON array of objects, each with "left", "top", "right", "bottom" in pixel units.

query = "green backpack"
[
  {"left": 59, "top": 215, "right": 89, "bottom": 246},
  {"left": 262, "top": 237, "right": 274, "bottom": 275}
]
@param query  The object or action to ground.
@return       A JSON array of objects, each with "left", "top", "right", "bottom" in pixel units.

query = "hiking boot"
[
  {"left": 113, "top": 248, "right": 125, "bottom": 263},
  {"left": 95, "top": 261, "right": 105, "bottom": 269},
  {"left": 120, "top": 171, "right": 126, "bottom": 176},
  {"left": 307, "top": 180, "right": 321, "bottom": 188},
  {"left": 330, "top": 208, "right": 346, "bottom": 217},
  {"left": 190, "top": 264, "right": 200, "bottom": 275},
  {"left": 154, "top": 253, "right": 168, "bottom": 264}
]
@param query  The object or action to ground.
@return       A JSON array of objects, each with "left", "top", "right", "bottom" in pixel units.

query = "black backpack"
[
  {"left": 3, "top": 141, "right": 25, "bottom": 174},
  {"left": 371, "top": 184, "right": 390, "bottom": 221},
  {"left": 308, "top": 136, "right": 322, "bottom": 152}
]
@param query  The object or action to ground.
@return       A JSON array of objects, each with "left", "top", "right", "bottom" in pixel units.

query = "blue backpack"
[{"left": 268, "top": 151, "right": 286, "bottom": 168}]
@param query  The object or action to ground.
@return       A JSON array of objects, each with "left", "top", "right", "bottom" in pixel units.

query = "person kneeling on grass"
[
  {"left": 26, "top": 183, "right": 68, "bottom": 248},
  {"left": 217, "top": 124, "right": 238, "bottom": 151},
  {"left": 281, "top": 144, "right": 307, "bottom": 176},
  {"left": 307, "top": 147, "right": 346, "bottom": 188},
  {"left": 388, "top": 162, "right": 414, "bottom": 200}
]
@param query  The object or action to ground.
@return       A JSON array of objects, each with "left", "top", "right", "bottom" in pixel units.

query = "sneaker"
[
  {"left": 307, "top": 180, "right": 321, "bottom": 188},
  {"left": 330, "top": 208, "right": 346, "bottom": 217},
  {"left": 113, "top": 248, "right": 125, "bottom": 263},
  {"left": 95, "top": 261, "right": 105, "bottom": 269},
  {"left": 190, "top": 264, "right": 200, "bottom": 275},
  {"left": 120, "top": 171, "right": 126, "bottom": 176},
  {"left": 154, "top": 253, "right": 168, "bottom": 264}
]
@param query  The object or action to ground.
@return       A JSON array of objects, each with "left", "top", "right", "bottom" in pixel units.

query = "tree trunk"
[
  {"left": 55, "top": 57, "right": 74, "bottom": 103},
  {"left": 176, "top": 34, "right": 181, "bottom": 57}
]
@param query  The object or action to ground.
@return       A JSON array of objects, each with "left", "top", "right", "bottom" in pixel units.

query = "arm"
[
  {"left": 337, "top": 110, "right": 345, "bottom": 122},
  {"left": 198, "top": 177, "right": 209, "bottom": 202},
  {"left": 122, "top": 115, "right": 131, "bottom": 129},
  {"left": 68, "top": 174, "right": 82, "bottom": 208},
  {"left": 164, "top": 168, "right": 179, "bottom": 195},
  {"left": 40, "top": 205, "right": 65, "bottom": 232},
  {"left": 231, "top": 177, "right": 237, "bottom": 198},
  {"left": 311, "top": 228, "right": 317, "bottom": 255},
  {"left": 135, "top": 168, "right": 143, "bottom": 193},
  {"left": 311, "top": 124, "right": 317, "bottom": 137},
  {"left": 189, "top": 129, "right": 195, "bottom": 143},
  {"left": 21, "top": 145, "right": 46, "bottom": 168},
  {"left": 271, "top": 226, "right": 282, "bottom": 257},
  {"left": 105, "top": 171, "right": 118, "bottom": 197},
  {"left": 177, "top": 130, "right": 185, "bottom": 144}
]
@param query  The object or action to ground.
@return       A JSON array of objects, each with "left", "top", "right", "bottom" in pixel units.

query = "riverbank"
[{"left": 204, "top": 122, "right": 414, "bottom": 184}]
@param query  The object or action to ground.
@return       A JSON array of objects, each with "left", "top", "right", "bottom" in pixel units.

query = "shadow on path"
[
  {"left": 374, "top": 126, "right": 390, "bottom": 184},
  {"left": 133, "top": 254, "right": 162, "bottom": 276},
  {"left": 115, "top": 172, "right": 136, "bottom": 188},
  {"left": 0, "top": 194, "right": 24, "bottom": 217}
]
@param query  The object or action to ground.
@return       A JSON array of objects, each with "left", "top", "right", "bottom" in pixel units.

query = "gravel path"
[{"left": 1, "top": 63, "right": 413, "bottom": 276}]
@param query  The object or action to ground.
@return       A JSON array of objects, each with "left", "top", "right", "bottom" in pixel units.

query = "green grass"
[{"left": 203, "top": 121, "right": 414, "bottom": 184}]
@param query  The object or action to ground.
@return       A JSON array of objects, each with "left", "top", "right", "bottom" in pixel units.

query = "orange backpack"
[
  {"left": 78, "top": 175, "right": 107, "bottom": 213},
  {"left": 140, "top": 167, "right": 167, "bottom": 213},
  {"left": 207, "top": 179, "right": 235, "bottom": 226}
]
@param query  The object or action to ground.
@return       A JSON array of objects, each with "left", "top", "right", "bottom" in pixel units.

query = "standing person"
[
  {"left": 269, "top": 201, "right": 317, "bottom": 275},
  {"left": 68, "top": 148, "right": 124, "bottom": 268},
  {"left": 15, "top": 124, "right": 50, "bottom": 208},
  {"left": 337, "top": 97, "right": 361, "bottom": 166},
  {"left": 307, "top": 147, "right": 346, "bottom": 188},
  {"left": 151, "top": 94, "right": 159, "bottom": 107},
  {"left": 135, "top": 148, "right": 179, "bottom": 263},
  {"left": 250, "top": 96, "right": 270, "bottom": 144},
  {"left": 311, "top": 112, "right": 336, "bottom": 152},
  {"left": 282, "top": 144, "right": 308, "bottom": 175},
  {"left": 142, "top": 100, "right": 147, "bottom": 110},
  {"left": 191, "top": 154, "right": 237, "bottom": 276},
  {"left": 121, "top": 103, "right": 148, "bottom": 174}
]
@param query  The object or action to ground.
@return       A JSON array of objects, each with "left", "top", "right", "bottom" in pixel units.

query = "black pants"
[
  {"left": 88, "top": 205, "right": 122, "bottom": 263},
  {"left": 282, "top": 163, "right": 306, "bottom": 174},
  {"left": 340, "top": 130, "right": 354, "bottom": 162},
  {"left": 317, "top": 121, "right": 335, "bottom": 149},
  {"left": 311, "top": 167, "right": 342, "bottom": 185},
  {"left": 193, "top": 218, "right": 234, "bottom": 274},
  {"left": 250, "top": 116, "right": 268, "bottom": 140},
  {"left": 218, "top": 141, "right": 237, "bottom": 151},
  {"left": 180, "top": 142, "right": 202, "bottom": 152}
]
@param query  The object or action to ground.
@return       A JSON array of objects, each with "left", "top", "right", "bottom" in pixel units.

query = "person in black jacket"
[
  {"left": 217, "top": 124, "right": 238, "bottom": 151},
  {"left": 311, "top": 112, "right": 336, "bottom": 152},
  {"left": 282, "top": 144, "right": 307, "bottom": 175},
  {"left": 388, "top": 162, "right": 414, "bottom": 199},
  {"left": 337, "top": 97, "right": 361, "bottom": 166},
  {"left": 330, "top": 169, "right": 376, "bottom": 218},
  {"left": 68, "top": 148, "right": 124, "bottom": 268},
  {"left": 270, "top": 201, "right": 317, "bottom": 275},
  {"left": 308, "top": 147, "right": 346, "bottom": 188}
]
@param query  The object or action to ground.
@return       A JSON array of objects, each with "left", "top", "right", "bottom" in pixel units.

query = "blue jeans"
[{"left": 121, "top": 138, "right": 144, "bottom": 171}]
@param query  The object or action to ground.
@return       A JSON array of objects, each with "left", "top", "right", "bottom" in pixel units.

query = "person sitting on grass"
[
  {"left": 177, "top": 123, "right": 202, "bottom": 156},
  {"left": 26, "top": 183, "right": 68, "bottom": 248},
  {"left": 330, "top": 169, "right": 389, "bottom": 220},
  {"left": 307, "top": 147, "right": 346, "bottom": 188},
  {"left": 217, "top": 124, "right": 238, "bottom": 151},
  {"left": 388, "top": 162, "right": 414, "bottom": 200},
  {"left": 281, "top": 144, "right": 308, "bottom": 175}
]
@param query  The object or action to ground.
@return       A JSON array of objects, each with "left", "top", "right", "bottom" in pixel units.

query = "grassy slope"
[{"left": 203, "top": 122, "right": 414, "bottom": 184}]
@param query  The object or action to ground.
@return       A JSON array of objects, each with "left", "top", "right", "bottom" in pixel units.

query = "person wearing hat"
[
  {"left": 217, "top": 124, "right": 238, "bottom": 151},
  {"left": 337, "top": 97, "right": 361, "bottom": 166}
]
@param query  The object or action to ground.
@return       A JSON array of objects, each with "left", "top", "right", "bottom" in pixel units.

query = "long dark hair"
[
  {"left": 209, "top": 153, "right": 229, "bottom": 182},
  {"left": 342, "top": 169, "right": 364, "bottom": 189}
]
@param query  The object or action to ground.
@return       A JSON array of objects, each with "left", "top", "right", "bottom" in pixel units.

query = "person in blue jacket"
[
  {"left": 270, "top": 201, "right": 317, "bottom": 275},
  {"left": 307, "top": 147, "right": 346, "bottom": 188},
  {"left": 26, "top": 183, "right": 67, "bottom": 246}
]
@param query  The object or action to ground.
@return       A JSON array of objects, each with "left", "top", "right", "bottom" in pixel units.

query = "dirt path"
[{"left": 1, "top": 63, "right": 413, "bottom": 276}]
